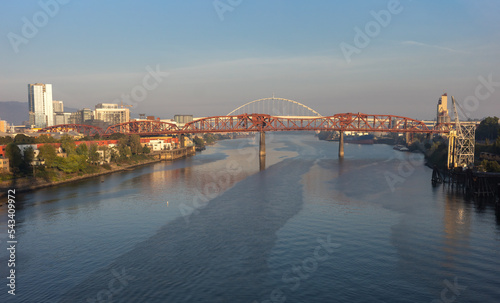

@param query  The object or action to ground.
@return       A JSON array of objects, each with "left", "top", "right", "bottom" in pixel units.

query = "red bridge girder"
[
  {"left": 39, "top": 124, "right": 104, "bottom": 136},
  {"left": 37, "top": 114, "right": 453, "bottom": 137},
  {"left": 104, "top": 120, "right": 180, "bottom": 136},
  {"left": 181, "top": 113, "right": 450, "bottom": 134}
]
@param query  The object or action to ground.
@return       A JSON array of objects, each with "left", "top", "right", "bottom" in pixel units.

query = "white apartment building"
[
  {"left": 94, "top": 103, "right": 130, "bottom": 125},
  {"left": 28, "top": 83, "right": 54, "bottom": 128}
]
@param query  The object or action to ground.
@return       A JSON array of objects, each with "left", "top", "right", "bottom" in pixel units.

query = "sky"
[{"left": 1, "top": 0, "right": 499, "bottom": 120}]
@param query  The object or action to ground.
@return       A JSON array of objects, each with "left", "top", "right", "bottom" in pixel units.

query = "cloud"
[{"left": 401, "top": 40, "right": 469, "bottom": 54}]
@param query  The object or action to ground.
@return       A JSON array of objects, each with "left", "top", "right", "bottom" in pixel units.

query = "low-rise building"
[{"left": 0, "top": 157, "right": 9, "bottom": 172}]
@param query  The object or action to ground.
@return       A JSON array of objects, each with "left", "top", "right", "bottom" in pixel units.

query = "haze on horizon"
[{"left": 1, "top": 0, "right": 499, "bottom": 121}]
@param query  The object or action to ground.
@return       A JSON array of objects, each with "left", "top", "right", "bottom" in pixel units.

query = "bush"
[{"left": 102, "top": 163, "right": 112, "bottom": 170}]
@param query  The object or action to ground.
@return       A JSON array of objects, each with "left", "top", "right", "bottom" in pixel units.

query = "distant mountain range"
[{"left": 0, "top": 101, "right": 78, "bottom": 125}]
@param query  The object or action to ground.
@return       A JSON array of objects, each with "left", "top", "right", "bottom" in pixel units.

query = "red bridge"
[
  {"left": 39, "top": 113, "right": 450, "bottom": 136},
  {"left": 38, "top": 97, "right": 460, "bottom": 163}
]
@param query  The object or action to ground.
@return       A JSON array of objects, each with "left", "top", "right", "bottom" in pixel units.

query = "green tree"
[
  {"left": 0, "top": 136, "right": 14, "bottom": 145},
  {"left": 481, "top": 159, "right": 500, "bottom": 172},
  {"left": 61, "top": 135, "right": 76, "bottom": 155},
  {"left": 76, "top": 143, "right": 89, "bottom": 157},
  {"left": 108, "top": 133, "right": 127, "bottom": 140},
  {"left": 38, "top": 144, "right": 57, "bottom": 167},
  {"left": 129, "top": 134, "right": 142, "bottom": 154},
  {"left": 5, "top": 143, "right": 22, "bottom": 172},
  {"left": 142, "top": 145, "right": 151, "bottom": 154},
  {"left": 476, "top": 116, "right": 499, "bottom": 141},
  {"left": 193, "top": 136, "right": 205, "bottom": 148},
  {"left": 13, "top": 134, "right": 36, "bottom": 144},
  {"left": 22, "top": 146, "right": 35, "bottom": 174},
  {"left": 35, "top": 134, "right": 57, "bottom": 143},
  {"left": 88, "top": 143, "right": 99, "bottom": 164}
]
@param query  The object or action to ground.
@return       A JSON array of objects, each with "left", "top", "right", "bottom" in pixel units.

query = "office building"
[
  {"left": 94, "top": 103, "right": 130, "bottom": 125},
  {"left": 0, "top": 120, "right": 7, "bottom": 133},
  {"left": 53, "top": 100, "right": 64, "bottom": 113},
  {"left": 28, "top": 83, "right": 54, "bottom": 128},
  {"left": 436, "top": 93, "right": 451, "bottom": 124}
]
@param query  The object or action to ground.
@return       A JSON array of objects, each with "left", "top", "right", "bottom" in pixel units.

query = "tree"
[
  {"left": 38, "top": 144, "right": 57, "bottom": 167},
  {"left": 5, "top": 143, "right": 22, "bottom": 172},
  {"left": 481, "top": 159, "right": 500, "bottom": 172},
  {"left": 129, "top": 134, "right": 142, "bottom": 155},
  {"left": 0, "top": 136, "right": 13, "bottom": 145},
  {"left": 76, "top": 143, "right": 88, "bottom": 157},
  {"left": 88, "top": 143, "right": 99, "bottom": 164},
  {"left": 22, "top": 146, "right": 35, "bottom": 173},
  {"left": 61, "top": 135, "right": 76, "bottom": 155},
  {"left": 35, "top": 134, "right": 57, "bottom": 143},
  {"left": 193, "top": 136, "right": 205, "bottom": 148},
  {"left": 476, "top": 116, "right": 499, "bottom": 141},
  {"left": 108, "top": 133, "right": 127, "bottom": 140},
  {"left": 13, "top": 134, "right": 36, "bottom": 144},
  {"left": 142, "top": 145, "right": 151, "bottom": 154}
]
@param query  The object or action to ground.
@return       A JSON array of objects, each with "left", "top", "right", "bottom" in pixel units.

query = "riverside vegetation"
[{"left": 0, "top": 133, "right": 152, "bottom": 184}]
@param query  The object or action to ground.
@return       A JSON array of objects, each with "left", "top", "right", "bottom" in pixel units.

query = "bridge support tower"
[
  {"left": 259, "top": 132, "right": 266, "bottom": 170},
  {"left": 180, "top": 134, "right": 185, "bottom": 148},
  {"left": 338, "top": 131, "right": 344, "bottom": 158}
]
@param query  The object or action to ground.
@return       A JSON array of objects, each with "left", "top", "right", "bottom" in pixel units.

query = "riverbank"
[
  {"left": 0, "top": 158, "right": 162, "bottom": 200},
  {"left": 0, "top": 146, "right": 198, "bottom": 200}
]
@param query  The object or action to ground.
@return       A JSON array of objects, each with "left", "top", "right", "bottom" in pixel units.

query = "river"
[{"left": 0, "top": 134, "right": 499, "bottom": 302}]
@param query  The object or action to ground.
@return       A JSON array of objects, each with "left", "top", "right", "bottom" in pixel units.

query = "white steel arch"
[{"left": 226, "top": 97, "right": 322, "bottom": 117}]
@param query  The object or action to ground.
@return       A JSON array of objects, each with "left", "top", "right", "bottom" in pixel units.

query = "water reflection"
[{"left": 60, "top": 159, "right": 312, "bottom": 302}]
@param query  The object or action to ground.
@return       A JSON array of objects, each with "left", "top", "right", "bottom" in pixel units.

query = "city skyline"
[{"left": 1, "top": 1, "right": 499, "bottom": 120}]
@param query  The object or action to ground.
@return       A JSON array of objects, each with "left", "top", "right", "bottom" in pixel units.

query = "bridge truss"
[
  {"left": 183, "top": 113, "right": 448, "bottom": 134},
  {"left": 39, "top": 113, "right": 451, "bottom": 136},
  {"left": 40, "top": 124, "right": 104, "bottom": 136},
  {"left": 227, "top": 97, "right": 322, "bottom": 117}
]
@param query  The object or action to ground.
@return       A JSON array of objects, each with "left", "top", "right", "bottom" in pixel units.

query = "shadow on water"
[{"left": 60, "top": 158, "right": 313, "bottom": 302}]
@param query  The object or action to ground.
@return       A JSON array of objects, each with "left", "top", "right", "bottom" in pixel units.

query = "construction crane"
[
  {"left": 447, "top": 96, "right": 475, "bottom": 169},
  {"left": 119, "top": 101, "right": 133, "bottom": 108}
]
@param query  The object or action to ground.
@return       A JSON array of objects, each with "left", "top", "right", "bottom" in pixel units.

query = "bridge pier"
[
  {"left": 259, "top": 131, "right": 266, "bottom": 157},
  {"left": 259, "top": 131, "right": 266, "bottom": 170},
  {"left": 338, "top": 131, "right": 344, "bottom": 158},
  {"left": 180, "top": 134, "right": 185, "bottom": 148}
]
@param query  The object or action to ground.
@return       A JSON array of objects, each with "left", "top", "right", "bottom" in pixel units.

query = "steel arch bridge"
[
  {"left": 226, "top": 97, "right": 322, "bottom": 117},
  {"left": 104, "top": 120, "right": 179, "bottom": 136},
  {"left": 183, "top": 113, "right": 450, "bottom": 134},
  {"left": 39, "top": 114, "right": 453, "bottom": 136},
  {"left": 39, "top": 124, "right": 104, "bottom": 136}
]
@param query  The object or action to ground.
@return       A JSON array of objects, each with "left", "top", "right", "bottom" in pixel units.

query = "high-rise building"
[
  {"left": 436, "top": 93, "right": 451, "bottom": 124},
  {"left": 28, "top": 83, "right": 54, "bottom": 128},
  {"left": 94, "top": 103, "right": 130, "bottom": 125},
  {"left": 54, "top": 112, "right": 72, "bottom": 125},
  {"left": 0, "top": 120, "right": 7, "bottom": 133},
  {"left": 53, "top": 100, "right": 64, "bottom": 113}
]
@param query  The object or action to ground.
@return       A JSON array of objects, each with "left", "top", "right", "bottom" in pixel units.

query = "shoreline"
[{"left": 0, "top": 158, "right": 162, "bottom": 200}]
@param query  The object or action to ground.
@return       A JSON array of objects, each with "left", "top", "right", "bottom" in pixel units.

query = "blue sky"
[{"left": 1, "top": 0, "right": 499, "bottom": 120}]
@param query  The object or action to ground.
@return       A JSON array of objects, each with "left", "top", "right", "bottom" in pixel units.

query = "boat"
[
  {"left": 344, "top": 134, "right": 374, "bottom": 144},
  {"left": 393, "top": 145, "right": 409, "bottom": 151}
]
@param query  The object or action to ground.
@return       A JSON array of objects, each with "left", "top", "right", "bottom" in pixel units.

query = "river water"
[{"left": 0, "top": 134, "right": 499, "bottom": 303}]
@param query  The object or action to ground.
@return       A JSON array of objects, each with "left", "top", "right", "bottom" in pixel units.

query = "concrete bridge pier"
[
  {"left": 259, "top": 132, "right": 266, "bottom": 157},
  {"left": 338, "top": 131, "right": 344, "bottom": 158},
  {"left": 259, "top": 131, "right": 266, "bottom": 170},
  {"left": 180, "top": 134, "right": 185, "bottom": 148}
]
